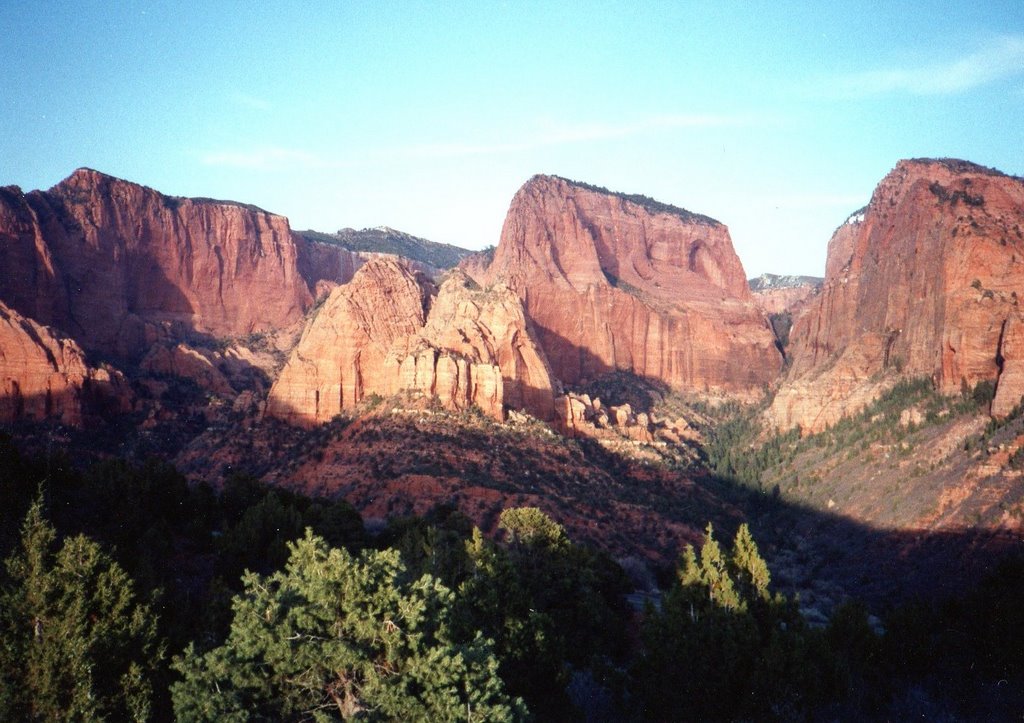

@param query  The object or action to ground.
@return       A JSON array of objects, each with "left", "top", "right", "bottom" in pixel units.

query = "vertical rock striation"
[
  {"left": 266, "top": 258, "right": 555, "bottom": 425},
  {"left": 0, "top": 169, "right": 363, "bottom": 360},
  {"left": 0, "top": 301, "right": 131, "bottom": 425},
  {"left": 771, "top": 159, "right": 1024, "bottom": 432},
  {"left": 470, "top": 175, "right": 781, "bottom": 395}
]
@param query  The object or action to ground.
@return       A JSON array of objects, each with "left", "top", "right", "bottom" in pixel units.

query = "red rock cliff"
[
  {"left": 0, "top": 169, "right": 359, "bottom": 359},
  {"left": 473, "top": 175, "right": 781, "bottom": 394},
  {"left": 770, "top": 159, "right": 1024, "bottom": 432},
  {"left": 749, "top": 274, "right": 823, "bottom": 317},
  {"left": 266, "top": 258, "right": 555, "bottom": 425},
  {"left": 0, "top": 300, "right": 131, "bottom": 425}
]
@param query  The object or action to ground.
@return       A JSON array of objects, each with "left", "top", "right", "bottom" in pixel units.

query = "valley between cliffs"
[{"left": 1, "top": 160, "right": 1023, "bottom": 611}]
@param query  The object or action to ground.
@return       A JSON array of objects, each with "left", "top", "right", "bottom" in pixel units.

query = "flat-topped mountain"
[
  {"left": 0, "top": 168, "right": 354, "bottom": 360},
  {"left": 468, "top": 174, "right": 781, "bottom": 395}
]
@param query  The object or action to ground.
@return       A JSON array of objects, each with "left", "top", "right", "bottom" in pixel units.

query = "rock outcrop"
[
  {"left": 299, "top": 226, "right": 474, "bottom": 271},
  {"left": 266, "top": 258, "right": 555, "bottom": 425},
  {"left": 554, "top": 390, "right": 697, "bottom": 446},
  {"left": 0, "top": 169, "right": 366, "bottom": 360},
  {"left": 770, "top": 159, "right": 1024, "bottom": 432},
  {"left": 470, "top": 175, "right": 781, "bottom": 395},
  {"left": 749, "top": 274, "right": 823, "bottom": 317},
  {"left": 0, "top": 301, "right": 130, "bottom": 425},
  {"left": 139, "top": 343, "right": 236, "bottom": 397}
]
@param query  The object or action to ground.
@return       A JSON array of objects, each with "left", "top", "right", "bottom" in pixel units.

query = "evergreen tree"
[
  {"left": 0, "top": 498, "right": 162, "bottom": 721},
  {"left": 636, "top": 523, "right": 821, "bottom": 720},
  {"left": 171, "top": 529, "right": 523, "bottom": 721},
  {"left": 456, "top": 509, "right": 630, "bottom": 720},
  {"left": 731, "top": 523, "right": 772, "bottom": 603},
  {"left": 498, "top": 507, "right": 567, "bottom": 549},
  {"left": 680, "top": 523, "right": 741, "bottom": 611}
]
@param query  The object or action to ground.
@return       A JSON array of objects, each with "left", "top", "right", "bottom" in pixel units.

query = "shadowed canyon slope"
[
  {"left": 771, "top": 159, "right": 1024, "bottom": 433},
  {"left": 468, "top": 175, "right": 782, "bottom": 396},
  {"left": 2, "top": 163, "right": 1023, "bottom": 610},
  {"left": 0, "top": 169, "right": 364, "bottom": 361},
  {"left": 267, "top": 258, "right": 555, "bottom": 425}
]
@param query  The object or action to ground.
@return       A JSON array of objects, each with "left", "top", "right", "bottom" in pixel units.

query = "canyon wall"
[
  {"left": 770, "top": 159, "right": 1024, "bottom": 432},
  {"left": 471, "top": 175, "right": 781, "bottom": 396},
  {"left": 0, "top": 169, "right": 366, "bottom": 360},
  {"left": 0, "top": 300, "right": 130, "bottom": 425}
]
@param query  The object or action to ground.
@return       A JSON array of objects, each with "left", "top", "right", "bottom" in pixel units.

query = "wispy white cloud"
[
  {"left": 200, "top": 146, "right": 332, "bottom": 170},
  {"left": 833, "top": 35, "right": 1024, "bottom": 97},
  {"left": 391, "top": 113, "right": 757, "bottom": 160}
]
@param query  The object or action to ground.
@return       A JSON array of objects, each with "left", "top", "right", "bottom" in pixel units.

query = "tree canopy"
[
  {"left": 0, "top": 498, "right": 162, "bottom": 721},
  {"left": 636, "top": 523, "right": 821, "bottom": 721},
  {"left": 171, "top": 530, "right": 524, "bottom": 721}
]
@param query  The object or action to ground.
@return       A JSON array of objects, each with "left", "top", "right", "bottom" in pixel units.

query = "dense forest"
[{"left": 1, "top": 434, "right": 1022, "bottom": 720}]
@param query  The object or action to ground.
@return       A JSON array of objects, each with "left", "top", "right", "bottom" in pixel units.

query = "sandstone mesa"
[
  {"left": 2, "top": 160, "right": 1024, "bottom": 438},
  {"left": 469, "top": 174, "right": 782, "bottom": 397}
]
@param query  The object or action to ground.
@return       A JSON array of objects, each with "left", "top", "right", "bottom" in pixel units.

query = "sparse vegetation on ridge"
[
  {"left": 705, "top": 377, "right": 993, "bottom": 494},
  {"left": 299, "top": 227, "right": 473, "bottom": 269},
  {"left": 910, "top": 157, "right": 1019, "bottom": 179},
  {"left": 555, "top": 175, "right": 721, "bottom": 226}
]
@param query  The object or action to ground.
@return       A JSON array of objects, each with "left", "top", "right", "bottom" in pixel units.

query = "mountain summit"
[{"left": 469, "top": 174, "right": 781, "bottom": 395}]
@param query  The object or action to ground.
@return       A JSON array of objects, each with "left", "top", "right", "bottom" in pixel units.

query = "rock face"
[
  {"left": 299, "top": 226, "right": 474, "bottom": 271},
  {"left": 139, "top": 343, "right": 235, "bottom": 397},
  {"left": 749, "top": 274, "right": 823, "bottom": 316},
  {"left": 771, "top": 159, "right": 1024, "bottom": 432},
  {"left": 471, "top": 175, "right": 781, "bottom": 395},
  {"left": 0, "top": 301, "right": 130, "bottom": 425},
  {"left": 0, "top": 169, "right": 363, "bottom": 360},
  {"left": 266, "top": 258, "right": 555, "bottom": 425},
  {"left": 992, "top": 316, "right": 1024, "bottom": 418},
  {"left": 297, "top": 241, "right": 366, "bottom": 293}
]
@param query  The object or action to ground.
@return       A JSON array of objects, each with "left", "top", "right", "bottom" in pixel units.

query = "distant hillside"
[
  {"left": 748, "top": 273, "right": 823, "bottom": 291},
  {"left": 299, "top": 226, "right": 474, "bottom": 270}
]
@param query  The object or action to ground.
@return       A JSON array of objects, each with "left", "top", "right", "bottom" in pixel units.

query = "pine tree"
[
  {"left": 498, "top": 507, "right": 567, "bottom": 549},
  {"left": 171, "top": 529, "right": 524, "bottom": 721},
  {"left": 0, "top": 498, "right": 162, "bottom": 721},
  {"left": 731, "top": 523, "right": 772, "bottom": 603},
  {"left": 454, "top": 508, "right": 630, "bottom": 720},
  {"left": 680, "top": 523, "right": 742, "bottom": 611},
  {"left": 636, "top": 522, "right": 820, "bottom": 720}
]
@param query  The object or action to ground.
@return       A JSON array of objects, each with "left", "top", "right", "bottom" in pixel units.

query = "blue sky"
[{"left": 2, "top": 2, "right": 1022, "bottom": 277}]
